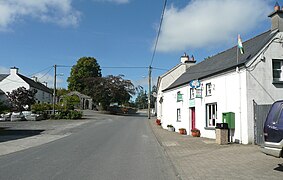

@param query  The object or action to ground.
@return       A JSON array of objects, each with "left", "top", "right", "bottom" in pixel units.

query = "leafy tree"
[
  {"left": 135, "top": 89, "right": 148, "bottom": 109},
  {"left": 83, "top": 75, "right": 136, "bottom": 110},
  {"left": 0, "top": 100, "right": 10, "bottom": 113},
  {"left": 67, "top": 57, "right": 102, "bottom": 92},
  {"left": 56, "top": 88, "right": 69, "bottom": 97},
  {"left": 7, "top": 87, "right": 37, "bottom": 111},
  {"left": 60, "top": 95, "right": 80, "bottom": 110},
  {"left": 151, "top": 85, "right": 157, "bottom": 108}
]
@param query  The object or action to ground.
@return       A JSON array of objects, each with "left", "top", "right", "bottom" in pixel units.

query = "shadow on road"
[
  {"left": 0, "top": 129, "right": 44, "bottom": 143},
  {"left": 274, "top": 164, "right": 283, "bottom": 172}
]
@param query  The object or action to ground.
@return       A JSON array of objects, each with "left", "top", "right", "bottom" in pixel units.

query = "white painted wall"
[
  {"left": 157, "top": 63, "right": 191, "bottom": 120},
  {"left": 0, "top": 68, "right": 52, "bottom": 104},
  {"left": 161, "top": 86, "right": 190, "bottom": 132},
  {"left": 161, "top": 67, "right": 250, "bottom": 143},
  {"left": 246, "top": 32, "right": 283, "bottom": 143}
]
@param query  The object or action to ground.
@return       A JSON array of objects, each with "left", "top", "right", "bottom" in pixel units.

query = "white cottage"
[
  {"left": 159, "top": 5, "right": 283, "bottom": 144},
  {"left": 157, "top": 53, "right": 196, "bottom": 120},
  {"left": 0, "top": 67, "right": 53, "bottom": 104}
]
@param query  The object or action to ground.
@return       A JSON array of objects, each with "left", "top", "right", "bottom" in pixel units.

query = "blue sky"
[{"left": 0, "top": 0, "right": 279, "bottom": 93}]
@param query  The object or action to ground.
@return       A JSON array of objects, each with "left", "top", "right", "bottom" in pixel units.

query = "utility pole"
[
  {"left": 53, "top": 64, "right": 57, "bottom": 115},
  {"left": 148, "top": 66, "right": 152, "bottom": 119}
]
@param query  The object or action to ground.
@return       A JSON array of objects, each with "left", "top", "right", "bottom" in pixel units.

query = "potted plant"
[
  {"left": 191, "top": 128, "right": 200, "bottom": 137},
  {"left": 179, "top": 128, "right": 187, "bottom": 135},
  {"left": 156, "top": 119, "right": 161, "bottom": 125},
  {"left": 167, "top": 124, "right": 175, "bottom": 132}
]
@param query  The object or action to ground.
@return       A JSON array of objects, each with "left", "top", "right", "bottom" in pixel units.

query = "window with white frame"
[
  {"left": 190, "top": 88, "right": 195, "bottom": 99},
  {"left": 272, "top": 59, "right": 283, "bottom": 82},
  {"left": 206, "top": 103, "right": 217, "bottom": 127},
  {"left": 177, "top": 108, "right": 181, "bottom": 122},
  {"left": 206, "top": 83, "right": 212, "bottom": 96}
]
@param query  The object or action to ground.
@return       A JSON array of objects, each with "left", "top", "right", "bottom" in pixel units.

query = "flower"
[
  {"left": 191, "top": 128, "right": 200, "bottom": 133},
  {"left": 167, "top": 124, "right": 173, "bottom": 128}
]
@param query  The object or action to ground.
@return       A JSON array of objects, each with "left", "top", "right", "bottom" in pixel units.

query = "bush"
[{"left": 51, "top": 110, "right": 83, "bottom": 120}]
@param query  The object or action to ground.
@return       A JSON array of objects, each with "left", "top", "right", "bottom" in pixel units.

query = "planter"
[
  {"left": 156, "top": 119, "right": 161, "bottom": 126},
  {"left": 179, "top": 128, "right": 187, "bottom": 135},
  {"left": 168, "top": 127, "right": 175, "bottom": 132},
  {"left": 191, "top": 129, "right": 200, "bottom": 137}
]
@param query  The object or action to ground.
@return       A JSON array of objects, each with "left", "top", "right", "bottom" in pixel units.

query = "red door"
[{"left": 191, "top": 107, "right": 195, "bottom": 130}]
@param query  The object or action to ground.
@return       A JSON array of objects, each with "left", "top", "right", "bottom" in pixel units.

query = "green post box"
[{"left": 222, "top": 112, "right": 235, "bottom": 129}]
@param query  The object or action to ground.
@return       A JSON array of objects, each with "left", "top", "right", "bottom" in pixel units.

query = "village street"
[
  {"left": 0, "top": 110, "right": 282, "bottom": 180},
  {"left": 0, "top": 111, "right": 177, "bottom": 180}
]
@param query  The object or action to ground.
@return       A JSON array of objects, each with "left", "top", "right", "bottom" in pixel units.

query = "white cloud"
[
  {"left": 33, "top": 73, "right": 63, "bottom": 89},
  {"left": 0, "top": 66, "right": 9, "bottom": 74},
  {"left": 0, "top": 0, "right": 80, "bottom": 31},
  {"left": 157, "top": 0, "right": 272, "bottom": 52},
  {"left": 93, "top": 0, "right": 130, "bottom": 4}
]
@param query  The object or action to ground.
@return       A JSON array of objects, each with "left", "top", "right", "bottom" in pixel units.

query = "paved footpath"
[{"left": 148, "top": 118, "right": 283, "bottom": 180}]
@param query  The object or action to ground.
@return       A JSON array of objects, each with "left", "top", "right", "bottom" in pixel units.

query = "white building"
[
  {"left": 0, "top": 67, "right": 53, "bottom": 104},
  {"left": 156, "top": 53, "right": 196, "bottom": 120},
  {"left": 158, "top": 5, "right": 283, "bottom": 144}
]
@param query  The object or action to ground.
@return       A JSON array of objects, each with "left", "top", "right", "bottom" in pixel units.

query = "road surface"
[{"left": 0, "top": 112, "right": 178, "bottom": 180}]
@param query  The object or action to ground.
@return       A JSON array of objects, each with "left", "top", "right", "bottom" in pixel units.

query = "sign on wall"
[
  {"left": 189, "top": 80, "right": 201, "bottom": 88},
  {"left": 195, "top": 89, "right": 202, "bottom": 98}
]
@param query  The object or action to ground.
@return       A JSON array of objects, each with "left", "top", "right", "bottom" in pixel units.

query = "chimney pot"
[{"left": 10, "top": 67, "right": 19, "bottom": 75}]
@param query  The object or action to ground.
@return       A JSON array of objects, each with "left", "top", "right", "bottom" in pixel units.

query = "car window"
[
  {"left": 278, "top": 106, "right": 283, "bottom": 124},
  {"left": 267, "top": 102, "right": 282, "bottom": 124}
]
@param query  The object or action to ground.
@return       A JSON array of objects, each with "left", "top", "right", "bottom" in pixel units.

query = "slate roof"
[
  {"left": 164, "top": 30, "right": 277, "bottom": 92},
  {"left": 18, "top": 74, "right": 53, "bottom": 94},
  {"left": 0, "top": 74, "right": 9, "bottom": 82}
]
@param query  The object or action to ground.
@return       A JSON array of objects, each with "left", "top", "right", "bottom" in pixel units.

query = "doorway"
[{"left": 191, "top": 107, "right": 196, "bottom": 130}]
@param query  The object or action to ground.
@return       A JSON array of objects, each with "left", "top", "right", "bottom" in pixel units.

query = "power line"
[
  {"left": 28, "top": 66, "right": 53, "bottom": 77},
  {"left": 102, "top": 66, "right": 148, "bottom": 69},
  {"left": 149, "top": 0, "right": 167, "bottom": 67}
]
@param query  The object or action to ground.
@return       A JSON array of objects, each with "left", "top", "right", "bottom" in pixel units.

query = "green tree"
[
  {"left": 83, "top": 75, "right": 136, "bottom": 110},
  {"left": 135, "top": 89, "right": 148, "bottom": 109},
  {"left": 7, "top": 87, "right": 37, "bottom": 111},
  {"left": 67, "top": 57, "right": 102, "bottom": 92},
  {"left": 151, "top": 85, "right": 157, "bottom": 108},
  {"left": 61, "top": 95, "right": 80, "bottom": 110}
]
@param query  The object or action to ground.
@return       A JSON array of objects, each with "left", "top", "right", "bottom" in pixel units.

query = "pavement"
[
  {"left": 148, "top": 118, "right": 283, "bottom": 180},
  {"left": 0, "top": 119, "right": 91, "bottom": 156},
  {"left": 1, "top": 111, "right": 283, "bottom": 179}
]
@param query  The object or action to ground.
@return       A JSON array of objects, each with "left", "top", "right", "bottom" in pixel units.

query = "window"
[
  {"left": 177, "top": 108, "right": 181, "bottom": 122},
  {"left": 273, "top": 59, "right": 283, "bottom": 82},
  {"left": 206, "top": 103, "right": 217, "bottom": 127},
  {"left": 190, "top": 88, "right": 195, "bottom": 99},
  {"left": 206, "top": 83, "right": 212, "bottom": 96},
  {"left": 177, "top": 91, "right": 183, "bottom": 102}
]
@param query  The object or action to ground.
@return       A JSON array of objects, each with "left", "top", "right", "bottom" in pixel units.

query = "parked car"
[{"left": 261, "top": 100, "right": 283, "bottom": 158}]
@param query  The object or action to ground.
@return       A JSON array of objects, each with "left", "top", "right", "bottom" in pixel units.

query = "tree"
[
  {"left": 67, "top": 57, "right": 102, "bottom": 92},
  {"left": 135, "top": 89, "right": 148, "bottom": 109},
  {"left": 7, "top": 87, "right": 37, "bottom": 111},
  {"left": 83, "top": 75, "right": 136, "bottom": 110},
  {"left": 151, "top": 85, "right": 157, "bottom": 108}
]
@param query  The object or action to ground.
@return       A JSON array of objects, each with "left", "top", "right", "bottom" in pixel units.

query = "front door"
[{"left": 191, "top": 107, "right": 195, "bottom": 130}]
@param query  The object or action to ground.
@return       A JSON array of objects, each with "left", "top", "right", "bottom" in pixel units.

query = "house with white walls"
[
  {"left": 0, "top": 67, "right": 53, "bottom": 105},
  {"left": 159, "top": 4, "right": 283, "bottom": 144},
  {"left": 157, "top": 53, "right": 196, "bottom": 120}
]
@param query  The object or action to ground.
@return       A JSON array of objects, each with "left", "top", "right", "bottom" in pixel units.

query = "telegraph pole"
[
  {"left": 53, "top": 64, "right": 57, "bottom": 115},
  {"left": 148, "top": 66, "right": 152, "bottom": 119}
]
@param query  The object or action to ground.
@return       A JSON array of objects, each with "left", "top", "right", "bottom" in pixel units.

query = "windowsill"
[
  {"left": 204, "top": 127, "right": 215, "bottom": 130},
  {"left": 206, "top": 95, "right": 212, "bottom": 97},
  {"left": 272, "top": 80, "right": 283, "bottom": 84}
]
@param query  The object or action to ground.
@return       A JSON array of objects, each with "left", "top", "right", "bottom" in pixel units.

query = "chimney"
[
  {"left": 31, "top": 76, "right": 38, "bottom": 82},
  {"left": 180, "top": 52, "right": 189, "bottom": 63},
  {"left": 10, "top": 67, "right": 18, "bottom": 75},
  {"left": 268, "top": 2, "right": 283, "bottom": 32}
]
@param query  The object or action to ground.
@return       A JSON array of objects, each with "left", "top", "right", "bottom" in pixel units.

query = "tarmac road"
[{"left": 0, "top": 111, "right": 178, "bottom": 180}]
